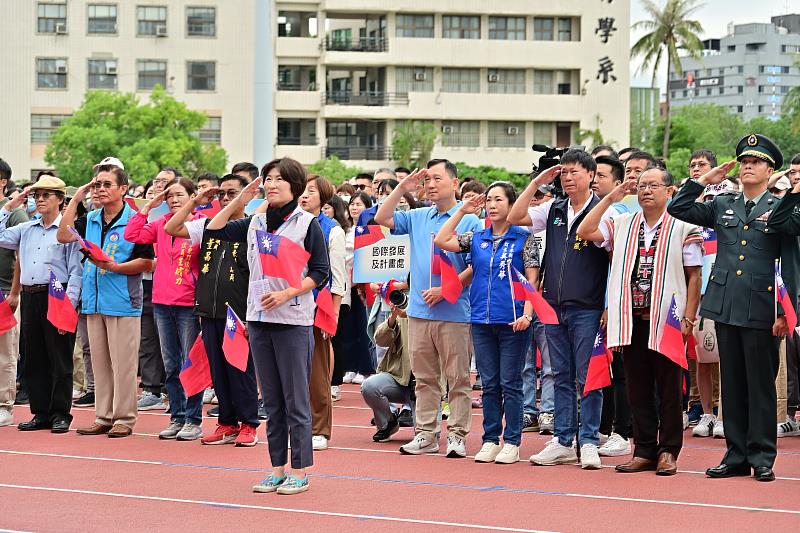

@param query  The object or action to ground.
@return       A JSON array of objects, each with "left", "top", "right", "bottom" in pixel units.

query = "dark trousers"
[
  {"left": 20, "top": 291, "right": 76, "bottom": 423},
  {"left": 599, "top": 350, "right": 633, "bottom": 439},
  {"left": 138, "top": 279, "right": 164, "bottom": 395},
  {"left": 624, "top": 317, "right": 684, "bottom": 460},
  {"left": 201, "top": 317, "right": 259, "bottom": 428},
  {"left": 331, "top": 290, "right": 374, "bottom": 382},
  {"left": 716, "top": 322, "right": 780, "bottom": 469},
  {"left": 250, "top": 322, "right": 314, "bottom": 470}
]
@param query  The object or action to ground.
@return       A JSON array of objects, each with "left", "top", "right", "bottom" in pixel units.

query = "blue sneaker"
[
  {"left": 252, "top": 474, "right": 287, "bottom": 493},
  {"left": 687, "top": 403, "right": 703, "bottom": 426},
  {"left": 276, "top": 474, "right": 309, "bottom": 495}
]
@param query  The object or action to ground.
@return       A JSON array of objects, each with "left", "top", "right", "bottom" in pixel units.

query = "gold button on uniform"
[
  {"left": 736, "top": 270, "right": 743, "bottom": 276},
  {"left": 768, "top": 286, "right": 773, "bottom": 292},
  {"left": 739, "top": 255, "right": 745, "bottom": 261},
  {"left": 743, "top": 225, "right": 749, "bottom": 230},
  {"left": 741, "top": 240, "right": 747, "bottom": 246}
]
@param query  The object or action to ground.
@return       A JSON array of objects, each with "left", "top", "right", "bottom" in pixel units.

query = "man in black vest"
[
  {"left": 509, "top": 149, "right": 613, "bottom": 470},
  {"left": 668, "top": 134, "right": 800, "bottom": 482}
]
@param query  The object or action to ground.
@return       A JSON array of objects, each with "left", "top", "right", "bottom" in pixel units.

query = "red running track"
[{"left": 2, "top": 385, "right": 800, "bottom": 532}]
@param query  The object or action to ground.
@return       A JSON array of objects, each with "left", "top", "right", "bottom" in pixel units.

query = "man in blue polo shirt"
[{"left": 375, "top": 159, "right": 482, "bottom": 457}]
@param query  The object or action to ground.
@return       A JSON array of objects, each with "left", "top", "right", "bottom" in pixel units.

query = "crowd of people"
[{"left": 2, "top": 133, "right": 800, "bottom": 494}]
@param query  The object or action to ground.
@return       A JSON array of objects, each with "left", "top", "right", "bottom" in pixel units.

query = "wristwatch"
[{"left": 522, "top": 314, "right": 533, "bottom": 322}]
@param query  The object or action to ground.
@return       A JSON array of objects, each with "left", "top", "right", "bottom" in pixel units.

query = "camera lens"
[{"left": 388, "top": 289, "right": 408, "bottom": 310}]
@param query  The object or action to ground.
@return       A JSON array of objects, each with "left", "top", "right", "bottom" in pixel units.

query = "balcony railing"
[
  {"left": 277, "top": 82, "right": 318, "bottom": 91},
  {"left": 323, "top": 37, "right": 388, "bottom": 52},
  {"left": 325, "top": 145, "right": 391, "bottom": 160},
  {"left": 277, "top": 136, "right": 318, "bottom": 146},
  {"left": 323, "top": 91, "right": 408, "bottom": 106}
]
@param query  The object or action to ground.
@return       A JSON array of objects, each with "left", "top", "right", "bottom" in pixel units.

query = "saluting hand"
[
  {"left": 398, "top": 168, "right": 427, "bottom": 193},
  {"left": 607, "top": 178, "right": 637, "bottom": 203},
  {"left": 194, "top": 186, "right": 220, "bottom": 207},
  {"left": 141, "top": 189, "right": 167, "bottom": 214},
  {"left": 73, "top": 178, "right": 96, "bottom": 203},
  {"left": 4, "top": 187, "right": 31, "bottom": 211},
  {"left": 459, "top": 193, "right": 485, "bottom": 214},
  {"left": 697, "top": 160, "right": 737, "bottom": 186},
  {"left": 236, "top": 177, "right": 262, "bottom": 207},
  {"left": 532, "top": 164, "right": 563, "bottom": 188}
]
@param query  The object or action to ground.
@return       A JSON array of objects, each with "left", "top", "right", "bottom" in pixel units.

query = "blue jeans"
[
  {"left": 153, "top": 304, "right": 202, "bottom": 425},
  {"left": 471, "top": 323, "right": 532, "bottom": 446},
  {"left": 523, "top": 317, "right": 554, "bottom": 416},
  {"left": 546, "top": 306, "right": 604, "bottom": 447}
]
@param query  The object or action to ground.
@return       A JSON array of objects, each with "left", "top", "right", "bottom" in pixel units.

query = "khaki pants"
[
  {"left": 309, "top": 326, "right": 333, "bottom": 439},
  {"left": 408, "top": 317, "right": 471, "bottom": 441},
  {"left": 777, "top": 338, "right": 788, "bottom": 422},
  {"left": 87, "top": 314, "right": 141, "bottom": 428},
  {"left": 0, "top": 308, "right": 20, "bottom": 410}
]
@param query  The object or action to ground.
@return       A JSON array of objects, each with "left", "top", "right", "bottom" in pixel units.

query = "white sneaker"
[
  {"left": 446, "top": 435, "right": 466, "bottom": 458},
  {"left": 692, "top": 414, "right": 716, "bottom": 437},
  {"left": 474, "top": 442, "right": 502, "bottom": 463},
  {"left": 352, "top": 373, "right": 366, "bottom": 385},
  {"left": 72, "top": 388, "right": 83, "bottom": 400},
  {"left": 530, "top": 437, "right": 579, "bottom": 465},
  {"left": 176, "top": 423, "right": 203, "bottom": 441},
  {"left": 580, "top": 443, "right": 602, "bottom": 470},
  {"left": 778, "top": 416, "right": 800, "bottom": 438},
  {"left": 343, "top": 372, "right": 356, "bottom": 384},
  {"left": 598, "top": 432, "right": 631, "bottom": 457},
  {"left": 312, "top": 435, "right": 328, "bottom": 450},
  {"left": 399, "top": 435, "right": 439, "bottom": 455},
  {"left": 202, "top": 388, "right": 215, "bottom": 404},
  {"left": 599, "top": 433, "right": 609, "bottom": 445},
  {"left": 538, "top": 412, "right": 554, "bottom": 435},
  {"left": 495, "top": 443, "right": 520, "bottom": 464},
  {"left": 683, "top": 411, "right": 690, "bottom": 430},
  {"left": 0, "top": 407, "right": 12, "bottom": 427},
  {"left": 331, "top": 386, "right": 341, "bottom": 402},
  {"left": 159, "top": 421, "right": 184, "bottom": 440},
  {"left": 713, "top": 420, "right": 725, "bottom": 439}
]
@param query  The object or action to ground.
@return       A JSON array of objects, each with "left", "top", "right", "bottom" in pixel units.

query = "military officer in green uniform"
[{"left": 668, "top": 134, "right": 800, "bottom": 482}]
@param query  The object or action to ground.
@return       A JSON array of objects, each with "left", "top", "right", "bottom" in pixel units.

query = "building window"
[
  {"left": 558, "top": 18, "right": 572, "bottom": 41},
  {"left": 738, "top": 65, "right": 744, "bottom": 74},
  {"left": 441, "top": 121, "right": 479, "bottom": 147},
  {"left": 533, "top": 122, "right": 554, "bottom": 145},
  {"left": 88, "top": 4, "right": 117, "bottom": 34},
  {"left": 198, "top": 116, "right": 221, "bottom": 143},
  {"left": 88, "top": 59, "right": 117, "bottom": 89},
  {"left": 186, "top": 7, "right": 215, "bottom": 37},
  {"left": 442, "top": 16, "right": 480, "bottom": 39},
  {"left": 738, "top": 86, "right": 743, "bottom": 93},
  {"left": 37, "top": 3, "right": 67, "bottom": 33},
  {"left": 137, "top": 59, "right": 167, "bottom": 90},
  {"left": 533, "top": 70, "right": 554, "bottom": 94},
  {"left": 36, "top": 58, "right": 68, "bottom": 89},
  {"left": 442, "top": 68, "right": 480, "bottom": 93},
  {"left": 31, "top": 113, "right": 71, "bottom": 143},
  {"left": 488, "top": 69, "right": 525, "bottom": 94},
  {"left": 737, "top": 106, "right": 743, "bottom": 113},
  {"left": 137, "top": 6, "right": 167, "bottom": 36},
  {"left": 187, "top": 61, "right": 215, "bottom": 91},
  {"left": 395, "top": 67, "right": 434, "bottom": 93},
  {"left": 488, "top": 122, "right": 525, "bottom": 148},
  {"left": 533, "top": 18, "right": 554, "bottom": 40},
  {"left": 395, "top": 14, "right": 433, "bottom": 38},
  {"left": 488, "top": 17, "right": 526, "bottom": 40}
]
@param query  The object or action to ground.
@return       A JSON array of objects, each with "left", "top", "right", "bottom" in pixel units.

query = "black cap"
[{"left": 735, "top": 133, "right": 783, "bottom": 169}]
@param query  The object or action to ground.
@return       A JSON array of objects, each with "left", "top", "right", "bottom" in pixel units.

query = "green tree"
[
  {"left": 631, "top": 0, "right": 704, "bottom": 159},
  {"left": 392, "top": 120, "right": 437, "bottom": 169},
  {"left": 454, "top": 162, "right": 529, "bottom": 190},
  {"left": 45, "top": 86, "right": 227, "bottom": 185},
  {"left": 306, "top": 156, "right": 365, "bottom": 185}
]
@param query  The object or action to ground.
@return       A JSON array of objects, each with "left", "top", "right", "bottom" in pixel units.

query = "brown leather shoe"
[
  {"left": 107, "top": 424, "right": 133, "bottom": 438},
  {"left": 656, "top": 452, "right": 678, "bottom": 476},
  {"left": 615, "top": 456, "right": 657, "bottom": 473},
  {"left": 76, "top": 423, "right": 112, "bottom": 435}
]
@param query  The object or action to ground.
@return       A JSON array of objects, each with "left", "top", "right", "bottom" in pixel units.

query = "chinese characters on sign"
[
  {"left": 597, "top": 56, "right": 617, "bottom": 84},
  {"left": 595, "top": 3, "right": 618, "bottom": 85},
  {"left": 353, "top": 233, "right": 411, "bottom": 283}
]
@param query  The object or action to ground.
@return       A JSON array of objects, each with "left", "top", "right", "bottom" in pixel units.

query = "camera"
[
  {"left": 531, "top": 143, "right": 585, "bottom": 197},
  {"left": 388, "top": 289, "right": 408, "bottom": 310}
]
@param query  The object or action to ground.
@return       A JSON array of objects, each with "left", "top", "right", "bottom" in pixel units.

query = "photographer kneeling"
[{"left": 361, "top": 293, "right": 415, "bottom": 443}]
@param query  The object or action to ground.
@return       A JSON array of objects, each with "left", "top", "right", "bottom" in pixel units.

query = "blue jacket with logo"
[
  {"left": 81, "top": 204, "right": 144, "bottom": 317},
  {"left": 468, "top": 226, "right": 530, "bottom": 324}
]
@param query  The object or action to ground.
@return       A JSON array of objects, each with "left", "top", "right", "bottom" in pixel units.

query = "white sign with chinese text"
[{"left": 353, "top": 234, "right": 411, "bottom": 283}]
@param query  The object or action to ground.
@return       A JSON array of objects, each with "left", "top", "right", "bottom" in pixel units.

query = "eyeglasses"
[
  {"left": 216, "top": 190, "right": 240, "bottom": 199},
  {"left": 688, "top": 162, "right": 710, "bottom": 169},
  {"left": 92, "top": 181, "right": 118, "bottom": 190},
  {"left": 637, "top": 183, "right": 666, "bottom": 191},
  {"left": 32, "top": 191, "right": 58, "bottom": 200},
  {"left": 354, "top": 183, "right": 371, "bottom": 190}
]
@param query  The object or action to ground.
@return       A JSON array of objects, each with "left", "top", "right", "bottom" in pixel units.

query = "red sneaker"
[
  {"left": 235, "top": 424, "right": 258, "bottom": 447},
  {"left": 201, "top": 424, "right": 239, "bottom": 445}
]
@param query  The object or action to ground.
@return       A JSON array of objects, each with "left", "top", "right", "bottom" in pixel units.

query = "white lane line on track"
[{"left": 0, "top": 483, "right": 558, "bottom": 533}]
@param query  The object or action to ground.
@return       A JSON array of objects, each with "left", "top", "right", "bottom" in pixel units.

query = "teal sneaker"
[
  {"left": 252, "top": 474, "right": 287, "bottom": 493},
  {"left": 276, "top": 474, "right": 309, "bottom": 495}
]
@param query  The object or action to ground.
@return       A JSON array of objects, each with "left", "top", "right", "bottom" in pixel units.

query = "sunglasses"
[
  {"left": 216, "top": 190, "right": 240, "bottom": 199},
  {"left": 92, "top": 181, "right": 118, "bottom": 189},
  {"left": 354, "top": 183, "right": 371, "bottom": 190},
  {"left": 32, "top": 191, "right": 59, "bottom": 200}
]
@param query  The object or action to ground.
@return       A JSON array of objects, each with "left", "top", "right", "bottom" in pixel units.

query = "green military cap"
[{"left": 735, "top": 133, "right": 783, "bottom": 169}]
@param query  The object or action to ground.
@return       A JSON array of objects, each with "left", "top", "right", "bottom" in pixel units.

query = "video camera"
[{"left": 531, "top": 144, "right": 586, "bottom": 197}]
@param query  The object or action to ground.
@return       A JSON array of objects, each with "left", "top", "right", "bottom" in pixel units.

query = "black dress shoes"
[
  {"left": 51, "top": 418, "right": 71, "bottom": 433},
  {"left": 17, "top": 416, "right": 52, "bottom": 431},
  {"left": 706, "top": 463, "right": 751, "bottom": 478},
  {"left": 753, "top": 466, "right": 775, "bottom": 482}
]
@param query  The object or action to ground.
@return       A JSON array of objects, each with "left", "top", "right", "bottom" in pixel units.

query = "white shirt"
[
  {"left": 527, "top": 194, "right": 615, "bottom": 251},
  {"left": 598, "top": 211, "right": 703, "bottom": 266}
]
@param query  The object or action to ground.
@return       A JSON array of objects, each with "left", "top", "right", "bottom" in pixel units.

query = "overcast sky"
[{"left": 629, "top": 0, "right": 795, "bottom": 88}]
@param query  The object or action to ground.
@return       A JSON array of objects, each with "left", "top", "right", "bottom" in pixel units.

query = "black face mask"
[{"left": 265, "top": 199, "right": 298, "bottom": 232}]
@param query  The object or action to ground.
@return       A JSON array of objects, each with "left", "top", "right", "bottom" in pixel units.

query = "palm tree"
[{"left": 631, "top": 0, "right": 705, "bottom": 158}]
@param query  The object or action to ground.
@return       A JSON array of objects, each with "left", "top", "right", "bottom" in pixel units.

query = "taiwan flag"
[
  {"left": 354, "top": 225, "right": 388, "bottom": 249},
  {"left": 314, "top": 287, "right": 338, "bottom": 336},
  {"left": 179, "top": 334, "right": 212, "bottom": 396},
  {"left": 379, "top": 279, "right": 398, "bottom": 305},
  {"left": 776, "top": 261, "right": 798, "bottom": 333},
  {"left": 0, "top": 290, "right": 17, "bottom": 336},
  {"left": 255, "top": 229, "right": 310, "bottom": 289},
  {"left": 438, "top": 251, "right": 462, "bottom": 304},
  {"left": 583, "top": 326, "right": 613, "bottom": 396},
  {"left": 194, "top": 199, "right": 221, "bottom": 218},
  {"left": 701, "top": 228, "right": 717, "bottom": 255},
  {"left": 222, "top": 305, "right": 250, "bottom": 372},
  {"left": 431, "top": 241, "right": 443, "bottom": 276},
  {"left": 510, "top": 265, "right": 558, "bottom": 325},
  {"left": 47, "top": 271, "right": 78, "bottom": 333},
  {"left": 658, "top": 295, "right": 688, "bottom": 369},
  {"left": 68, "top": 226, "right": 112, "bottom": 263}
]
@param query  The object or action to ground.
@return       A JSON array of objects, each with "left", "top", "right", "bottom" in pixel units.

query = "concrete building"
[
  {"left": 271, "top": 0, "right": 630, "bottom": 173},
  {"left": 0, "top": 0, "right": 260, "bottom": 181},
  {"left": 669, "top": 18, "right": 800, "bottom": 121}
]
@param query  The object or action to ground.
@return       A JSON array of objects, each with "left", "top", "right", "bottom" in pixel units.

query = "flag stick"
[
  {"left": 775, "top": 258, "right": 779, "bottom": 323},
  {"left": 508, "top": 263, "right": 517, "bottom": 322}
]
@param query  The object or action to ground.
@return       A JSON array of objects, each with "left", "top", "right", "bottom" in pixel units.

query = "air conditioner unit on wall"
[
  {"left": 56, "top": 64, "right": 68, "bottom": 74},
  {"left": 442, "top": 125, "right": 454, "bottom": 134},
  {"left": 506, "top": 126, "right": 520, "bottom": 135},
  {"left": 106, "top": 65, "right": 117, "bottom": 75},
  {"left": 488, "top": 73, "right": 500, "bottom": 83},
  {"left": 414, "top": 71, "right": 427, "bottom": 81},
  {"left": 55, "top": 23, "right": 67, "bottom": 34},
  {"left": 156, "top": 25, "right": 168, "bottom": 37}
]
